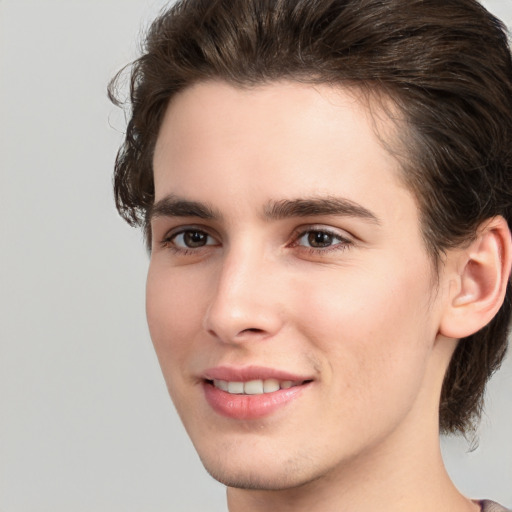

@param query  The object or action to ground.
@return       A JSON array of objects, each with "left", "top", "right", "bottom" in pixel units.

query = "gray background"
[{"left": 0, "top": 1, "right": 511, "bottom": 510}]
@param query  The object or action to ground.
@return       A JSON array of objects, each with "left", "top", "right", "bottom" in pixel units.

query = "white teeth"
[
  {"left": 227, "top": 381, "right": 244, "bottom": 394},
  {"left": 244, "top": 380, "right": 264, "bottom": 395},
  {"left": 213, "top": 379, "right": 228, "bottom": 391},
  {"left": 212, "top": 378, "right": 303, "bottom": 395},
  {"left": 263, "top": 378, "right": 280, "bottom": 393}
]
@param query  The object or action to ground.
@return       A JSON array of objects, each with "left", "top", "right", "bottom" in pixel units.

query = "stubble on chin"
[{"left": 200, "top": 452, "right": 326, "bottom": 491}]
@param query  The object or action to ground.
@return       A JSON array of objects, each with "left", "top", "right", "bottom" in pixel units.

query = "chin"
[{"left": 198, "top": 450, "right": 324, "bottom": 491}]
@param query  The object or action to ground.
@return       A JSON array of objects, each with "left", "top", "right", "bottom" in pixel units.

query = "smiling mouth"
[
  {"left": 206, "top": 378, "right": 310, "bottom": 395},
  {"left": 203, "top": 375, "right": 313, "bottom": 419}
]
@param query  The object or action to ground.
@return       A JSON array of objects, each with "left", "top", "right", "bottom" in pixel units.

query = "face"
[{"left": 147, "top": 81, "right": 450, "bottom": 490}]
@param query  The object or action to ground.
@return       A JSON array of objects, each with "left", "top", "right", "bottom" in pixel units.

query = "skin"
[{"left": 147, "top": 81, "right": 482, "bottom": 512}]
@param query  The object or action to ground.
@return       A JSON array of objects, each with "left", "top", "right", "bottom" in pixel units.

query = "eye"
[
  {"left": 294, "top": 228, "right": 351, "bottom": 251},
  {"left": 165, "top": 228, "right": 218, "bottom": 250},
  {"left": 299, "top": 231, "right": 337, "bottom": 248}
]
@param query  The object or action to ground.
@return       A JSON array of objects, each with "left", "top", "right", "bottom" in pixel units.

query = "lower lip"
[{"left": 203, "top": 381, "right": 309, "bottom": 420}]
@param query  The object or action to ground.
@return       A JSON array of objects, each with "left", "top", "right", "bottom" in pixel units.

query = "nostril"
[{"left": 241, "top": 328, "right": 265, "bottom": 334}]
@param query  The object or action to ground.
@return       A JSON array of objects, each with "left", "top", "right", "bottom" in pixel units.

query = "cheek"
[
  {"left": 292, "top": 259, "right": 435, "bottom": 403},
  {"left": 146, "top": 263, "right": 206, "bottom": 367}
]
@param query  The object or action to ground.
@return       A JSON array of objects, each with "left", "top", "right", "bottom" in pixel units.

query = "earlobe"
[{"left": 439, "top": 216, "right": 512, "bottom": 339}]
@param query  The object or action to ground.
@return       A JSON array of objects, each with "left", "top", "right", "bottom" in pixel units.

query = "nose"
[{"left": 203, "top": 245, "right": 284, "bottom": 344}]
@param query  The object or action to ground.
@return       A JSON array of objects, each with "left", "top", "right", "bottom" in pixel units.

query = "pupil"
[
  {"left": 184, "top": 231, "right": 207, "bottom": 247},
  {"left": 308, "top": 231, "right": 332, "bottom": 247}
]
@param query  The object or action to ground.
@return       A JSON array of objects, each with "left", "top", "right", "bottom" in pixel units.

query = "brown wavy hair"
[{"left": 109, "top": 0, "right": 512, "bottom": 434}]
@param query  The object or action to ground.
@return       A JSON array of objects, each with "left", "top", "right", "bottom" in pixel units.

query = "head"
[{"left": 110, "top": 0, "right": 512, "bottom": 483}]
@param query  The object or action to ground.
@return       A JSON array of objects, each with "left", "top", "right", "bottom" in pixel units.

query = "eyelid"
[
  {"left": 160, "top": 224, "right": 221, "bottom": 249},
  {"left": 289, "top": 224, "right": 354, "bottom": 251},
  {"left": 293, "top": 224, "right": 353, "bottom": 240}
]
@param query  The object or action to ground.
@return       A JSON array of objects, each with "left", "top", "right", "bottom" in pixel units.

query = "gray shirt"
[{"left": 480, "top": 500, "right": 511, "bottom": 512}]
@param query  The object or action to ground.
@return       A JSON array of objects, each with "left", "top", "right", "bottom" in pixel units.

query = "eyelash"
[
  {"left": 290, "top": 227, "right": 352, "bottom": 254},
  {"left": 160, "top": 226, "right": 353, "bottom": 256},
  {"left": 160, "top": 228, "right": 219, "bottom": 255}
]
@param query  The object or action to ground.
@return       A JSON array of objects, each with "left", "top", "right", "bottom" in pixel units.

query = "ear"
[{"left": 439, "top": 216, "right": 512, "bottom": 339}]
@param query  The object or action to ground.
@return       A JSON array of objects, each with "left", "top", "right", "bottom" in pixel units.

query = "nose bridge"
[{"left": 204, "top": 238, "right": 282, "bottom": 342}]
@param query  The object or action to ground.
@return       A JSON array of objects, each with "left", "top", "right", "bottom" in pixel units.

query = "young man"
[{"left": 110, "top": 0, "right": 512, "bottom": 510}]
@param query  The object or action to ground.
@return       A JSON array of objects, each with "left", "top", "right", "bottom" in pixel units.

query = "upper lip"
[{"left": 202, "top": 365, "right": 313, "bottom": 382}]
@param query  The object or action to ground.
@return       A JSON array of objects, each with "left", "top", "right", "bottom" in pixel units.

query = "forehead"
[
  {"left": 153, "top": 80, "right": 410, "bottom": 204},
  {"left": 151, "top": 80, "right": 424, "bottom": 247}
]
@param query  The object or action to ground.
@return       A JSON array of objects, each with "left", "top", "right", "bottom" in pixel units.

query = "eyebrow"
[
  {"left": 148, "top": 194, "right": 380, "bottom": 225},
  {"left": 149, "top": 195, "right": 221, "bottom": 221},
  {"left": 263, "top": 197, "right": 380, "bottom": 224}
]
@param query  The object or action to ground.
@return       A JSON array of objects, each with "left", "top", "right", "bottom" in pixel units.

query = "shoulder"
[{"left": 479, "top": 500, "right": 512, "bottom": 512}]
